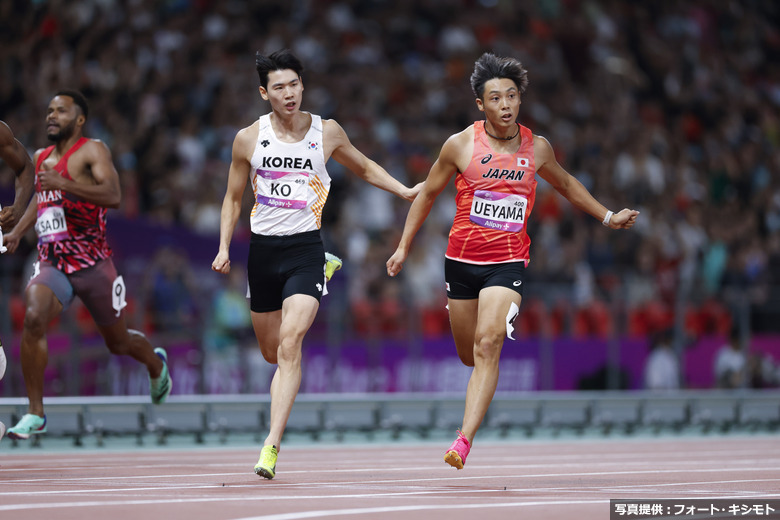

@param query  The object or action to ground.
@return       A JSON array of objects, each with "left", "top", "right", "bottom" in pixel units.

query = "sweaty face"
[
  {"left": 260, "top": 69, "right": 304, "bottom": 115},
  {"left": 46, "top": 96, "right": 82, "bottom": 142},
  {"left": 477, "top": 78, "right": 521, "bottom": 126}
]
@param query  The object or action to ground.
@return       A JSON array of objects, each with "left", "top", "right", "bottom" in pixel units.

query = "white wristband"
[{"left": 602, "top": 210, "right": 613, "bottom": 227}]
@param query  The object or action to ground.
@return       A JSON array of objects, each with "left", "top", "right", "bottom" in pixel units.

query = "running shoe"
[
  {"left": 254, "top": 444, "right": 278, "bottom": 479},
  {"left": 7, "top": 414, "right": 47, "bottom": 440},
  {"left": 0, "top": 340, "right": 6, "bottom": 381},
  {"left": 324, "top": 252, "right": 342, "bottom": 281},
  {"left": 444, "top": 430, "right": 471, "bottom": 470},
  {"left": 149, "top": 347, "right": 172, "bottom": 404}
]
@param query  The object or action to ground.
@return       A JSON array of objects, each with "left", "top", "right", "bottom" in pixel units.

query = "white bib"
[
  {"left": 469, "top": 190, "right": 527, "bottom": 232},
  {"left": 255, "top": 170, "right": 309, "bottom": 210},
  {"left": 36, "top": 206, "right": 69, "bottom": 243}
]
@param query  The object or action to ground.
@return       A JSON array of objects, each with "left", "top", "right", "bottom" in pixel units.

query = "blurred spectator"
[
  {"left": 643, "top": 330, "right": 680, "bottom": 391},
  {"left": 746, "top": 351, "right": 779, "bottom": 389},
  {"left": 714, "top": 327, "right": 747, "bottom": 389},
  {"left": 204, "top": 265, "right": 252, "bottom": 352},
  {"left": 142, "top": 245, "right": 199, "bottom": 334},
  {"left": 203, "top": 265, "right": 253, "bottom": 394}
]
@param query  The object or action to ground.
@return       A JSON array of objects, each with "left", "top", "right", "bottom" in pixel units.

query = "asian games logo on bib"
[{"left": 308, "top": 141, "right": 319, "bottom": 151}]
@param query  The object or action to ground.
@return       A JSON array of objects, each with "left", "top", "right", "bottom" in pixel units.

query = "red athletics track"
[{"left": 1, "top": 436, "right": 779, "bottom": 520}]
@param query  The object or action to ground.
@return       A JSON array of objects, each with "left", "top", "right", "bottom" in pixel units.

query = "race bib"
[
  {"left": 470, "top": 190, "right": 527, "bottom": 232},
  {"left": 35, "top": 206, "right": 69, "bottom": 243},
  {"left": 112, "top": 275, "right": 128, "bottom": 317},
  {"left": 255, "top": 169, "right": 309, "bottom": 210}
]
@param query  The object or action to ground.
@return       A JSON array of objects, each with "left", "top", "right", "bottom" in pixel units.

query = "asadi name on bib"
[{"left": 36, "top": 206, "right": 69, "bottom": 243}]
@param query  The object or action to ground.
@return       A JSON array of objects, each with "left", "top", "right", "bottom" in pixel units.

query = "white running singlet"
[{"left": 248, "top": 113, "right": 330, "bottom": 236}]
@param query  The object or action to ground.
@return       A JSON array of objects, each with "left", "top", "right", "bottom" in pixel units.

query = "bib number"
[
  {"left": 470, "top": 190, "right": 527, "bottom": 232},
  {"left": 36, "top": 206, "right": 69, "bottom": 243},
  {"left": 255, "top": 169, "right": 308, "bottom": 210},
  {"left": 112, "top": 275, "right": 128, "bottom": 317}
]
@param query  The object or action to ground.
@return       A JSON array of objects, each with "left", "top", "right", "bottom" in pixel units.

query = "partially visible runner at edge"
[{"left": 0, "top": 119, "right": 37, "bottom": 442}]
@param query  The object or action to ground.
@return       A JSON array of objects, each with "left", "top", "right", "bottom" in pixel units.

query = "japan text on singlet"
[
  {"left": 34, "top": 137, "right": 112, "bottom": 274},
  {"left": 445, "top": 121, "right": 537, "bottom": 265},
  {"left": 249, "top": 113, "right": 330, "bottom": 236}
]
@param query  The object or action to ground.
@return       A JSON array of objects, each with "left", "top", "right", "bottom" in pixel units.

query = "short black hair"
[
  {"left": 470, "top": 53, "right": 529, "bottom": 99},
  {"left": 255, "top": 49, "right": 304, "bottom": 89},
  {"left": 55, "top": 89, "right": 89, "bottom": 120}
]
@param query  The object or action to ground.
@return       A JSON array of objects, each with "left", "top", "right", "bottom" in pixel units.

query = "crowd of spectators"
[{"left": 1, "top": 0, "right": 779, "bottom": 345}]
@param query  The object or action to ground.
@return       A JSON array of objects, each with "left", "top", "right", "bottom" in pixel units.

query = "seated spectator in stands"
[
  {"left": 714, "top": 327, "right": 746, "bottom": 389},
  {"left": 643, "top": 330, "right": 680, "bottom": 391},
  {"left": 746, "top": 352, "right": 779, "bottom": 389}
]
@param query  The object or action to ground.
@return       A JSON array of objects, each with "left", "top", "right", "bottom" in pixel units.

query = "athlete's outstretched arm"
[
  {"left": 0, "top": 121, "right": 35, "bottom": 229},
  {"left": 386, "top": 133, "right": 463, "bottom": 277},
  {"left": 535, "top": 135, "right": 639, "bottom": 229},
  {"left": 212, "top": 126, "right": 254, "bottom": 274},
  {"left": 2, "top": 193, "right": 37, "bottom": 254},
  {"left": 325, "top": 119, "right": 421, "bottom": 201},
  {"left": 36, "top": 140, "right": 122, "bottom": 208}
]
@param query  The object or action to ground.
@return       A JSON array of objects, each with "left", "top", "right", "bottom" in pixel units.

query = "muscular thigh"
[
  {"left": 280, "top": 294, "right": 319, "bottom": 342},
  {"left": 448, "top": 298, "right": 479, "bottom": 354},
  {"left": 251, "top": 294, "right": 319, "bottom": 362},
  {"left": 445, "top": 259, "right": 524, "bottom": 357},
  {"left": 476, "top": 286, "right": 522, "bottom": 339},
  {"left": 252, "top": 310, "right": 282, "bottom": 360},
  {"left": 68, "top": 258, "right": 124, "bottom": 326},
  {"left": 27, "top": 261, "right": 74, "bottom": 310}
]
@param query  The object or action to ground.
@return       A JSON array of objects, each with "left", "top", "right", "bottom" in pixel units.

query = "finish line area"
[{"left": 1, "top": 436, "right": 780, "bottom": 520}]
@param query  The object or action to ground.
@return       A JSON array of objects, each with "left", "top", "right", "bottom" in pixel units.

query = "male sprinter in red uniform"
[
  {"left": 387, "top": 53, "right": 639, "bottom": 469},
  {"left": 5, "top": 90, "right": 172, "bottom": 439}
]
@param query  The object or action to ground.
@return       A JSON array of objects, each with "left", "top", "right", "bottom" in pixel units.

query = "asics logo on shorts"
[{"left": 513, "top": 280, "right": 522, "bottom": 286}]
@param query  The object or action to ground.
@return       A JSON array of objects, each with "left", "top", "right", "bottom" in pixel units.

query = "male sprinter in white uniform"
[{"left": 212, "top": 49, "right": 420, "bottom": 478}]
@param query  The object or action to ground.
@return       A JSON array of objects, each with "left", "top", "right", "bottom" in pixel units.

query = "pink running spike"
[{"left": 444, "top": 430, "right": 471, "bottom": 469}]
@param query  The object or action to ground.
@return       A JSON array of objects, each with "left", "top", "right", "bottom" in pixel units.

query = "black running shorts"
[
  {"left": 247, "top": 230, "right": 326, "bottom": 313},
  {"left": 444, "top": 258, "right": 526, "bottom": 300}
]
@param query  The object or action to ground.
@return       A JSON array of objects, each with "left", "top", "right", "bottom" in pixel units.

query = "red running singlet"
[
  {"left": 34, "top": 137, "right": 112, "bottom": 274},
  {"left": 445, "top": 121, "right": 537, "bottom": 265}
]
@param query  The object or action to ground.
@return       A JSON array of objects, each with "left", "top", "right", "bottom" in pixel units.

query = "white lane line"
[
  {"left": 3, "top": 457, "right": 780, "bottom": 484},
  {"left": 0, "top": 493, "right": 598, "bottom": 512},
  {"left": 597, "top": 478, "right": 780, "bottom": 492},
  {"left": 1, "top": 469, "right": 779, "bottom": 498},
  {"left": 3, "top": 445, "right": 778, "bottom": 467},
  {"left": 231, "top": 500, "right": 607, "bottom": 520},
  {"left": 232, "top": 495, "right": 780, "bottom": 520}
]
